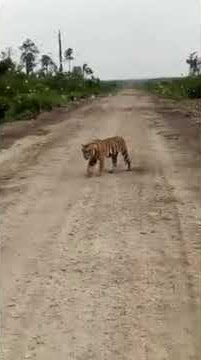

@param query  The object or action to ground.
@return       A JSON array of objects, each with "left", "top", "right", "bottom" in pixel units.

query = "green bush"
[
  {"left": 5, "top": 94, "right": 40, "bottom": 119},
  {"left": 0, "top": 68, "right": 117, "bottom": 122},
  {"left": 140, "top": 76, "right": 201, "bottom": 99},
  {"left": 4, "top": 91, "right": 67, "bottom": 120},
  {"left": 0, "top": 96, "right": 10, "bottom": 120}
]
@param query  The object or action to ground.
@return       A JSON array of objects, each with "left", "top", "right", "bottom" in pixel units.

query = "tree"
[
  {"left": 20, "top": 39, "right": 39, "bottom": 75},
  {"left": 64, "top": 48, "right": 74, "bottom": 73},
  {"left": 186, "top": 52, "right": 199, "bottom": 76},
  {"left": 0, "top": 49, "right": 15, "bottom": 75},
  {"left": 1, "top": 47, "right": 12, "bottom": 60},
  {"left": 72, "top": 66, "right": 83, "bottom": 77},
  {"left": 41, "top": 54, "right": 57, "bottom": 75}
]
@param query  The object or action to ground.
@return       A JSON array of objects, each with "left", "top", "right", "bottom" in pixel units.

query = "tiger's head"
[{"left": 81, "top": 144, "right": 93, "bottom": 160}]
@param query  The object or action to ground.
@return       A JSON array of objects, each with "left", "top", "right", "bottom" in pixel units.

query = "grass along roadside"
[{"left": 136, "top": 76, "right": 201, "bottom": 100}]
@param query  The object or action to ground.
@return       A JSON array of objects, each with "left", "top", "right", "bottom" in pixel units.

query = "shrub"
[
  {"left": 0, "top": 70, "right": 117, "bottom": 122},
  {"left": 140, "top": 76, "right": 201, "bottom": 100}
]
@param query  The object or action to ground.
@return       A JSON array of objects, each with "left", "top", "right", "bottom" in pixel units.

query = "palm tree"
[
  {"left": 186, "top": 52, "right": 199, "bottom": 76},
  {"left": 82, "top": 63, "right": 93, "bottom": 78},
  {"left": 86, "top": 66, "right": 93, "bottom": 77},
  {"left": 64, "top": 48, "right": 74, "bottom": 73}
]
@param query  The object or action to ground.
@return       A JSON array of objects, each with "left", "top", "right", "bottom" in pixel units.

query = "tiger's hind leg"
[
  {"left": 109, "top": 153, "right": 118, "bottom": 173},
  {"left": 122, "top": 148, "right": 131, "bottom": 171}
]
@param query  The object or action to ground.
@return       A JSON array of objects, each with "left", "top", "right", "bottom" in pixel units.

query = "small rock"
[
  {"left": 161, "top": 215, "right": 172, "bottom": 221},
  {"left": 7, "top": 303, "right": 16, "bottom": 308},
  {"left": 25, "top": 354, "right": 31, "bottom": 359}
]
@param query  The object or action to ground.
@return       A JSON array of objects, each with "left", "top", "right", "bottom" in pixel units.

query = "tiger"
[{"left": 81, "top": 136, "right": 131, "bottom": 176}]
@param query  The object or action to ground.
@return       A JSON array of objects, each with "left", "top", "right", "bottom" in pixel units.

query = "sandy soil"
[{"left": 1, "top": 90, "right": 200, "bottom": 360}]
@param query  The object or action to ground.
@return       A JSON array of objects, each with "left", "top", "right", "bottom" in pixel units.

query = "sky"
[{"left": 0, "top": 0, "right": 200, "bottom": 79}]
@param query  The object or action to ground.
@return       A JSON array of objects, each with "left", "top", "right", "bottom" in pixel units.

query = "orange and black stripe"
[{"left": 82, "top": 136, "right": 131, "bottom": 176}]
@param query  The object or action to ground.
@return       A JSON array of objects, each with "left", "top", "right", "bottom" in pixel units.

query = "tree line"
[
  {"left": 0, "top": 38, "right": 117, "bottom": 121},
  {"left": 0, "top": 38, "right": 94, "bottom": 79}
]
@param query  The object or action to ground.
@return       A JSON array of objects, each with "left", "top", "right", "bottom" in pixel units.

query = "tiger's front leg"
[
  {"left": 98, "top": 157, "right": 104, "bottom": 176},
  {"left": 87, "top": 162, "right": 93, "bottom": 177},
  {"left": 87, "top": 157, "right": 97, "bottom": 177}
]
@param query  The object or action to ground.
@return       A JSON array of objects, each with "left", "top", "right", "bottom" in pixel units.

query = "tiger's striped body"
[{"left": 81, "top": 136, "right": 131, "bottom": 176}]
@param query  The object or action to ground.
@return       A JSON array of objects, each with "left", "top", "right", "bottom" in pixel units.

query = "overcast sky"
[{"left": 1, "top": 0, "right": 200, "bottom": 79}]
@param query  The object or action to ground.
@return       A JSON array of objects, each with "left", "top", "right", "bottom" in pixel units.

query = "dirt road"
[{"left": 1, "top": 90, "right": 200, "bottom": 360}]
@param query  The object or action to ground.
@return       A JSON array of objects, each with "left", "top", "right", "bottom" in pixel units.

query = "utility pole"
[{"left": 58, "top": 30, "right": 63, "bottom": 73}]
